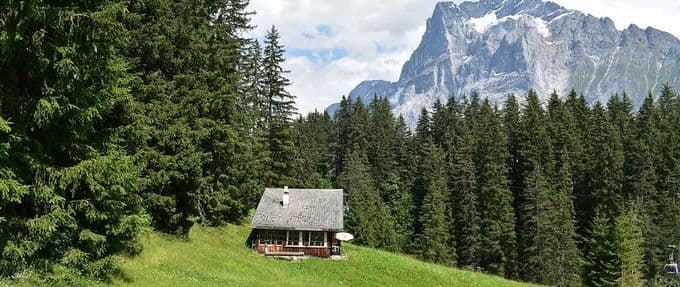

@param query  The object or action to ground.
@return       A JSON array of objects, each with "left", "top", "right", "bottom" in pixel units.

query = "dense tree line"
[
  {"left": 293, "top": 88, "right": 680, "bottom": 286},
  {"left": 0, "top": 0, "right": 298, "bottom": 282}
]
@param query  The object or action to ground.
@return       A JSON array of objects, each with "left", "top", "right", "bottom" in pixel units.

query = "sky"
[{"left": 249, "top": 0, "right": 680, "bottom": 114}]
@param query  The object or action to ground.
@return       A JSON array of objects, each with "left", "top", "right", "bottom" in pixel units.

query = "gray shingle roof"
[{"left": 251, "top": 188, "right": 344, "bottom": 232}]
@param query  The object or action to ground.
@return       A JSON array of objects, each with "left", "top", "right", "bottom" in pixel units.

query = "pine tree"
[
  {"left": 431, "top": 98, "right": 450, "bottom": 147},
  {"left": 655, "top": 85, "right": 680, "bottom": 284},
  {"left": 503, "top": 94, "right": 523, "bottom": 279},
  {"left": 615, "top": 203, "right": 645, "bottom": 287},
  {"left": 338, "top": 150, "right": 396, "bottom": 249},
  {"left": 551, "top": 149, "right": 584, "bottom": 286},
  {"left": 121, "top": 0, "right": 260, "bottom": 232},
  {"left": 517, "top": 91, "right": 551, "bottom": 280},
  {"left": 262, "top": 25, "right": 297, "bottom": 187},
  {"left": 517, "top": 90, "right": 581, "bottom": 285},
  {"left": 627, "top": 94, "right": 662, "bottom": 280},
  {"left": 367, "top": 97, "right": 403, "bottom": 250},
  {"left": 0, "top": 117, "right": 29, "bottom": 274},
  {"left": 476, "top": 101, "right": 517, "bottom": 276},
  {"left": 565, "top": 90, "right": 594, "bottom": 234},
  {"left": 367, "top": 97, "right": 399, "bottom": 199},
  {"left": 0, "top": 1, "right": 147, "bottom": 277},
  {"left": 393, "top": 115, "right": 417, "bottom": 251},
  {"left": 449, "top": 130, "right": 481, "bottom": 268},
  {"left": 584, "top": 207, "right": 619, "bottom": 287},
  {"left": 289, "top": 111, "right": 334, "bottom": 188},
  {"left": 588, "top": 102, "right": 625, "bottom": 218},
  {"left": 415, "top": 107, "right": 432, "bottom": 146},
  {"left": 334, "top": 96, "right": 353, "bottom": 177},
  {"left": 416, "top": 140, "right": 455, "bottom": 265}
]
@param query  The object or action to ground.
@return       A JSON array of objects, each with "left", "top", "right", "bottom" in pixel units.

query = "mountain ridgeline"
[{"left": 329, "top": 0, "right": 680, "bottom": 127}]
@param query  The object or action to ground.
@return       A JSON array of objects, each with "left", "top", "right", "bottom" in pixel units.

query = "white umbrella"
[{"left": 335, "top": 232, "right": 354, "bottom": 241}]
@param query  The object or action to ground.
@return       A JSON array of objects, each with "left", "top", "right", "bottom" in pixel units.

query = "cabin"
[{"left": 250, "top": 187, "right": 344, "bottom": 258}]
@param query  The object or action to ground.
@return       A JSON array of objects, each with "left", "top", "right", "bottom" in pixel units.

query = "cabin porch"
[{"left": 253, "top": 229, "right": 342, "bottom": 258}]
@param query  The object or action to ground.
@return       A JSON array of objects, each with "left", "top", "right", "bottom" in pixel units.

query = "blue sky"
[{"left": 250, "top": 0, "right": 680, "bottom": 115}]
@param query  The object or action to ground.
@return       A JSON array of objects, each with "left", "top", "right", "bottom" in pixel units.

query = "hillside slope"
[{"left": 102, "top": 224, "right": 534, "bottom": 286}]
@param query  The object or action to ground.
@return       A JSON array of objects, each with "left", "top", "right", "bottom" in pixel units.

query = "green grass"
[
  {"left": 1, "top": 223, "right": 539, "bottom": 286},
  {"left": 99, "top": 223, "right": 536, "bottom": 287}
]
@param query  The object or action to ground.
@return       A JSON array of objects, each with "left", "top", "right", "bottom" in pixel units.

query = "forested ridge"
[{"left": 1, "top": 1, "right": 680, "bottom": 286}]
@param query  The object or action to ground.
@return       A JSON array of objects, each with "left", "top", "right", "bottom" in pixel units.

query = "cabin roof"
[{"left": 251, "top": 188, "right": 344, "bottom": 232}]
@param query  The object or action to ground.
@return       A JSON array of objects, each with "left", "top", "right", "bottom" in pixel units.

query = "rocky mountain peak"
[{"left": 328, "top": 0, "right": 680, "bottom": 128}]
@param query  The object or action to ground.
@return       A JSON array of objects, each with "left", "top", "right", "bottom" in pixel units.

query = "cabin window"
[
  {"left": 286, "top": 231, "right": 301, "bottom": 246},
  {"left": 259, "top": 230, "right": 286, "bottom": 245},
  {"left": 309, "top": 231, "right": 326, "bottom": 247}
]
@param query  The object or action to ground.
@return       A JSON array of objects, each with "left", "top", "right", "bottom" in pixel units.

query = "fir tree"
[
  {"left": 334, "top": 96, "right": 353, "bottom": 177},
  {"left": 121, "top": 0, "right": 259, "bottom": 232},
  {"left": 517, "top": 91, "right": 551, "bottom": 281},
  {"left": 449, "top": 130, "right": 481, "bottom": 268},
  {"left": 416, "top": 140, "right": 455, "bottom": 265},
  {"left": 367, "top": 97, "right": 399, "bottom": 199},
  {"left": 0, "top": 1, "right": 147, "bottom": 276},
  {"left": 615, "top": 203, "right": 645, "bottom": 287},
  {"left": 412, "top": 107, "right": 433, "bottom": 215},
  {"left": 565, "top": 90, "right": 594, "bottom": 234},
  {"left": 627, "top": 94, "right": 661, "bottom": 280},
  {"left": 655, "top": 85, "right": 680, "bottom": 282},
  {"left": 545, "top": 93, "right": 583, "bottom": 286},
  {"left": 262, "top": 25, "right": 297, "bottom": 187},
  {"left": 588, "top": 102, "right": 625, "bottom": 218},
  {"left": 517, "top": 90, "right": 581, "bottom": 285},
  {"left": 431, "top": 98, "right": 450, "bottom": 148},
  {"left": 289, "top": 111, "right": 335, "bottom": 188},
  {"left": 392, "top": 115, "right": 417, "bottom": 251},
  {"left": 504, "top": 95, "right": 523, "bottom": 208},
  {"left": 476, "top": 101, "right": 517, "bottom": 276},
  {"left": 415, "top": 107, "right": 432, "bottom": 146},
  {"left": 583, "top": 207, "right": 620, "bottom": 287},
  {"left": 503, "top": 94, "right": 523, "bottom": 280},
  {"left": 551, "top": 149, "right": 584, "bottom": 286},
  {"left": 367, "top": 97, "right": 403, "bottom": 250},
  {"left": 241, "top": 39, "right": 264, "bottom": 129},
  {"left": 339, "top": 150, "right": 396, "bottom": 249},
  {"left": 519, "top": 161, "right": 554, "bottom": 283}
]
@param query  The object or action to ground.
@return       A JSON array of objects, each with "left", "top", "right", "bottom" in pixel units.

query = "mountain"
[{"left": 328, "top": 0, "right": 680, "bottom": 127}]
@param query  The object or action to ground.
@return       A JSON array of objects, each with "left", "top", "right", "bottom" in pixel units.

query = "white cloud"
[{"left": 249, "top": 0, "right": 680, "bottom": 114}]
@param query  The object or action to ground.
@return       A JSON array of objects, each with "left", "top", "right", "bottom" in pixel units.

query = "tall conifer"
[
  {"left": 449, "top": 130, "right": 481, "bottom": 268},
  {"left": 416, "top": 140, "right": 455, "bottom": 265},
  {"left": 476, "top": 101, "right": 517, "bottom": 276},
  {"left": 262, "top": 25, "right": 297, "bottom": 187},
  {"left": 339, "top": 150, "right": 396, "bottom": 249}
]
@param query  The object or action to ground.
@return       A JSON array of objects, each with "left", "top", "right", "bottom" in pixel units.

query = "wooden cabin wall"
[{"left": 254, "top": 229, "right": 337, "bottom": 257}]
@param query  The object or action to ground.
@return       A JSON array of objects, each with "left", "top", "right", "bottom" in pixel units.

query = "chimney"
[{"left": 282, "top": 186, "right": 290, "bottom": 208}]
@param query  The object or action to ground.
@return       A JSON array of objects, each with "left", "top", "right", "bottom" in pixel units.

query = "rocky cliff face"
[{"left": 329, "top": 0, "right": 680, "bottom": 127}]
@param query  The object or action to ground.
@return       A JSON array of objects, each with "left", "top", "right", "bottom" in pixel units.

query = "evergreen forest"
[{"left": 1, "top": 1, "right": 680, "bottom": 286}]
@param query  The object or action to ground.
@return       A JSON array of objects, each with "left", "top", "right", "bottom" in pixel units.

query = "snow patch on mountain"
[
  {"left": 469, "top": 12, "right": 499, "bottom": 33},
  {"left": 533, "top": 17, "right": 550, "bottom": 38}
]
